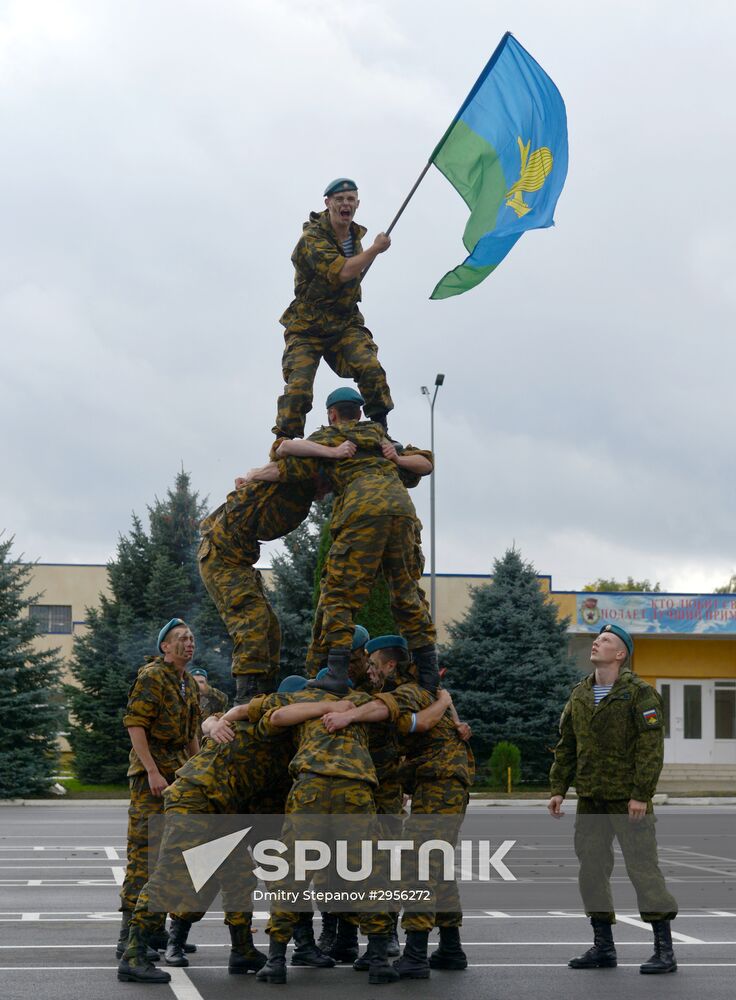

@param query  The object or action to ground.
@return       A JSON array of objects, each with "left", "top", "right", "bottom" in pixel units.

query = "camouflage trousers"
[
  {"left": 128, "top": 782, "right": 257, "bottom": 942},
  {"left": 266, "top": 774, "right": 391, "bottom": 941},
  {"left": 198, "top": 537, "right": 280, "bottom": 682},
  {"left": 316, "top": 515, "right": 436, "bottom": 654},
  {"left": 574, "top": 797, "right": 678, "bottom": 923},
  {"left": 273, "top": 326, "right": 394, "bottom": 439},
  {"left": 402, "top": 779, "right": 469, "bottom": 932},
  {"left": 120, "top": 772, "right": 173, "bottom": 917}
]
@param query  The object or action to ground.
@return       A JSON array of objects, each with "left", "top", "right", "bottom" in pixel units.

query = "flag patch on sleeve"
[{"left": 643, "top": 708, "right": 659, "bottom": 726}]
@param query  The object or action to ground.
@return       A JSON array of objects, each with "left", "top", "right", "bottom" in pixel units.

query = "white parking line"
[
  {"left": 615, "top": 915, "right": 703, "bottom": 943},
  {"left": 168, "top": 968, "right": 205, "bottom": 1000}
]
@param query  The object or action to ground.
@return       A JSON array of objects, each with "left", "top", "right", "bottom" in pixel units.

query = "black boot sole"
[
  {"left": 396, "top": 969, "right": 430, "bottom": 979},
  {"left": 117, "top": 970, "right": 171, "bottom": 984},
  {"left": 256, "top": 973, "right": 287, "bottom": 983},
  {"left": 640, "top": 964, "right": 677, "bottom": 974},
  {"left": 429, "top": 956, "right": 468, "bottom": 970},
  {"left": 568, "top": 960, "right": 617, "bottom": 969}
]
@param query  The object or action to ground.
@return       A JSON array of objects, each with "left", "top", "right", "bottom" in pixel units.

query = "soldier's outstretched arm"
[
  {"left": 322, "top": 699, "right": 390, "bottom": 732},
  {"left": 339, "top": 233, "right": 391, "bottom": 282},
  {"left": 411, "top": 689, "right": 452, "bottom": 733},
  {"left": 381, "top": 440, "right": 433, "bottom": 476},
  {"left": 277, "top": 439, "right": 356, "bottom": 460},
  {"left": 237, "top": 462, "right": 282, "bottom": 486},
  {"left": 270, "top": 699, "right": 353, "bottom": 727}
]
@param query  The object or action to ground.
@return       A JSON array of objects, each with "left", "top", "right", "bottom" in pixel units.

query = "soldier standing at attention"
[
  {"left": 272, "top": 178, "right": 394, "bottom": 439},
  {"left": 548, "top": 623, "right": 678, "bottom": 974},
  {"left": 189, "top": 667, "right": 228, "bottom": 720},
  {"left": 116, "top": 620, "right": 201, "bottom": 961}
]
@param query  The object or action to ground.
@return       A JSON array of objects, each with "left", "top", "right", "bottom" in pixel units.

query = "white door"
[
  {"left": 657, "top": 679, "right": 713, "bottom": 764},
  {"left": 713, "top": 681, "right": 736, "bottom": 765}
]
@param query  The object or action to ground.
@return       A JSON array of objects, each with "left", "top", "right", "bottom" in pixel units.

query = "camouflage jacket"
[
  {"left": 199, "top": 686, "right": 229, "bottom": 721},
  {"left": 170, "top": 718, "right": 293, "bottom": 813},
  {"left": 376, "top": 682, "right": 475, "bottom": 788},
  {"left": 199, "top": 479, "right": 315, "bottom": 566},
  {"left": 123, "top": 657, "right": 201, "bottom": 778},
  {"left": 249, "top": 689, "right": 378, "bottom": 786},
  {"left": 549, "top": 668, "right": 665, "bottom": 802},
  {"left": 277, "top": 421, "right": 419, "bottom": 534},
  {"left": 280, "top": 210, "right": 367, "bottom": 336}
]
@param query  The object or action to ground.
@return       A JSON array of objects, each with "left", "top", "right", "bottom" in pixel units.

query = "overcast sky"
[{"left": 2, "top": 0, "right": 735, "bottom": 593}]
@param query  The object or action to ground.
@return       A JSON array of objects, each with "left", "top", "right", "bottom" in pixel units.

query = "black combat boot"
[
  {"left": 366, "top": 934, "right": 400, "bottom": 984},
  {"left": 235, "top": 674, "right": 274, "bottom": 704},
  {"left": 307, "top": 649, "right": 350, "bottom": 694},
  {"left": 411, "top": 646, "right": 440, "bottom": 692},
  {"left": 327, "top": 916, "right": 359, "bottom": 963},
  {"left": 291, "top": 912, "right": 336, "bottom": 967},
  {"left": 370, "top": 411, "right": 389, "bottom": 433},
  {"left": 428, "top": 926, "right": 467, "bottom": 970},
  {"left": 568, "top": 918, "right": 617, "bottom": 968},
  {"left": 149, "top": 923, "right": 196, "bottom": 954},
  {"left": 164, "top": 917, "right": 192, "bottom": 967},
  {"left": 228, "top": 923, "right": 268, "bottom": 974},
  {"left": 639, "top": 920, "right": 677, "bottom": 974},
  {"left": 116, "top": 910, "right": 161, "bottom": 962},
  {"left": 117, "top": 926, "right": 172, "bottom": 984},
  {"left": 393, "top": 930, "right": 430, "bottom": 979},
  {"left": 386, "top": 913, "right": 400, "bottom": 958},
  {"left": 256, "top": 937, "right": 289, "bottom": 984},
  {"left": 317, "top": 911, "right": 338, "bottom": 953}
]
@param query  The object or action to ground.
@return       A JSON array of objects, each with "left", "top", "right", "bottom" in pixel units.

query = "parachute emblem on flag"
[{"left": 505, "top": 137, "right": 554, "bottom": 218}]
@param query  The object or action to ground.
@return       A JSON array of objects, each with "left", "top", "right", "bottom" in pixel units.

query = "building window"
[
  {"left": 29, "top": 604, "right": 72, "bottom": 635},
  {"left": 715, "top": 682, "right": 736, "bottom": 740},
  {"left": 660, "top": 684, "right": 670, "bottom": 739},
  {"left": 683, "top": 684, "right": 702, "bottom": 740}
]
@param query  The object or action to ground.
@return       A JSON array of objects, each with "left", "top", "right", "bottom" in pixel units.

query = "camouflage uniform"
[
  {"left": 550, "top": 668, "right": 678, "bottom": 922},
  {"left": 248, "top": 690, "right": 392, "bottom": 941},
  {"left": 127, "top": 719, "right": 293, "bottom": 942},
  {"left": 376, "top": 679, "right": 475, "bottom": 932},
  {"left": 198, "top": 479, "right": 314, "bottom": 685},
  {"left": 277, "top": 423, "right": 435, "bottom": 654},
  {"left": 273, "top": 210, "right": 393, "bottom": 438},
  {"left": 199, "top": 685, "right": 229, "bottom": 721},
  {"left": 120, "top": 657, "right": 201, "bottom": 913}
]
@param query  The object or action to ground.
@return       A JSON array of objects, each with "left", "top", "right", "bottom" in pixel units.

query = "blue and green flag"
[{"left": 430, "top": 32, "right": 568, "bottom": 299}]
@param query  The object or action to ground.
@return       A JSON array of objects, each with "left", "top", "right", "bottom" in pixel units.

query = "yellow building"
[{"left": 23, "top": 565, "right": 736, "bottom": 770}]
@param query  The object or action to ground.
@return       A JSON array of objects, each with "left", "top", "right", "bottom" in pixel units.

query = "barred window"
[{"left": 29, "top": 604, "right": 72, "bottom": 634}]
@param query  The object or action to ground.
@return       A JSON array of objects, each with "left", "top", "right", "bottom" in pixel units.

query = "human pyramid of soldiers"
[{"left": 116, "top": 178, "right": 476, "bottom": 986}]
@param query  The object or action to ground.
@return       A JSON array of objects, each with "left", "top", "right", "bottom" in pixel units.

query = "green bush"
[{"left": 488, "top": 741, "right": 522, "bottom": 789}]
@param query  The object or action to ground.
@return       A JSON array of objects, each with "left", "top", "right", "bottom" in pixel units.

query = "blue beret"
[
  {"left": 189, "top": 667, "right": 208, "bottom": 678},
  {"left": 315, "top": 667, "right": 353, "bottom": 688},
  {"left": 365, "top": 635, "right": 408, "bottom": 655},
  {"left": 277, "top": 675, "right": 308, "bottom": 693},
  {"left": 599, "top": 623, "right": 634, "bottom": 657},
  {"left": 326, "top": 387, "right": 364, "bottom": 409},
  {"left": 158, "top": 618, "right": 187, "bottom": 652},
  {"left": 324, "top": 177, "right": 358, "bottom": 197},
  {"left": 352, "top": 625, "right": 370, "bottom": 650}
]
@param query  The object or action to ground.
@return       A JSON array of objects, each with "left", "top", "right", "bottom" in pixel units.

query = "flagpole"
[{"left": 361, "top": 31, "right": 513, "bottom": 279}]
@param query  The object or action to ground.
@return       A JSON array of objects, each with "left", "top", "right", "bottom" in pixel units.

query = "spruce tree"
[
  {"left": 66, "top": 470, "right": 232, "bottom": 783},
  {"left": 0, "top": 536, "right": 64, "bottom": 798},
  {"left": 442, "top": 547, "right": 582, "bottom": 783}
]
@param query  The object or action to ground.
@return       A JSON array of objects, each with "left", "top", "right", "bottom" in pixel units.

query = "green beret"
[
  {"left": 189, "top": 667, "right": 208, "bottom": 679},
  {"left": 324, "top": 177, "right": 358, "bottom": 197},
  {"left": 352, "top": 625, "right": 370, "bottom": 650},
  {"left": 326, "top": 387, "right": 364, "bottom": 409},
  {"left": 157, "top": 618, "right": 186, "bottom": 652},
  {"left": 599, "top": 623, "right": 634, "bottom": 657},
  {"left": 277, "top": 675, "right": 308, "bottom": 693},
  {"left": 366, "top": 635, "right": 408, "bottom": 657}
]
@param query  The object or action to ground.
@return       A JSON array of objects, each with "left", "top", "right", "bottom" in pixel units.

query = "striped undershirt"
[
  {"left": 341, "top": 233, "right": 354, "bottom": 257},
  {"left": 593, "top": 683, "right": 613, "bottom": 705}
]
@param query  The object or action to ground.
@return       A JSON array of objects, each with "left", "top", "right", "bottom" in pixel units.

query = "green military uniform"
[
  {"left": 305, "top": 444, "right": 433, "bottom": 676},
  {"left": 197, "top": 478, "right": 314, "bottom": 691},
  {"left": 199, "top": 685, "right": 229, "bottom": 721},
  {"left": 277, "top": 422, "right": 435, "bottom": 655},
  {"left": 248, "top": 689, "right": 392, "bottom": 942},
  {"left": 376, "top": 678, "right": 475, "bottom": 932},
  {"left": 120, "top": 657, "right": 201, "bottom": 914},
  {"left": 273, "top": 210, "right": 393, "bottom": 439},
  {"left": 550, "top": 667, "right": 678, "bottom": 923}
]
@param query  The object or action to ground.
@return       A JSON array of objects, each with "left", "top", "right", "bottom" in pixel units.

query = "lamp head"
[{"left": 435, "top": 373, "right": 445, "bottom": 386}]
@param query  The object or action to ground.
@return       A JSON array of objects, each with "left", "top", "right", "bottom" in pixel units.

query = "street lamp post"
[{"left": 420, "top": 373, "right": 445, "bottom": 621}]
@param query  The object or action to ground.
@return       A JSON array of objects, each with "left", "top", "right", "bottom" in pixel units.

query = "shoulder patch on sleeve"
[{"left": 642, "top": 707, "right": 660, "bottom": 726}]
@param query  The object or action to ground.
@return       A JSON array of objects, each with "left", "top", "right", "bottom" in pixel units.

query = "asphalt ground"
[{"left": 0, "top": 802, "right": 735, "bottom": 1000}]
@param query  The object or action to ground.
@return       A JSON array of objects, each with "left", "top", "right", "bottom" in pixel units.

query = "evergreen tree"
[
  {"left": 66, "top": 470, "right": 232, "bottom": 783},
  {"left": 442, "top": 547, "right": 581, "bottom": 783},
  {"left": 269, "top": 497, "right": 332, "bottom": 678},
  {"left": 0, "top": 536, "right": 64, "bottom": 798}
]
